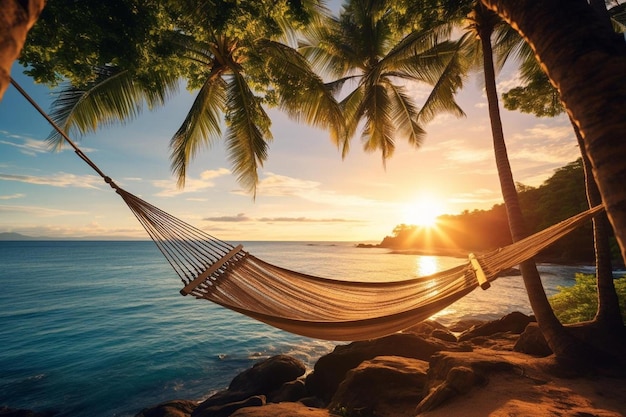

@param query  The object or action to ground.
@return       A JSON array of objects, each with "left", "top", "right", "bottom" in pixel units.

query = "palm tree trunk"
[
  {"left": 0, "top": 0, "right": 45, "bottom": 100},
  {"left": 571, "top": 120, "right": 623, "bottom": 328},
  {"left": 476, "top": 12, "right": 585, "bottom": 358},
  {"left": 480, "top": 0, "right": 626, "bottom": 267}
]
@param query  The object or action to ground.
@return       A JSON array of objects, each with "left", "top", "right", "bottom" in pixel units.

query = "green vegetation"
[{"left": 550, "top": 274, "right": 626, "bottom": 324}]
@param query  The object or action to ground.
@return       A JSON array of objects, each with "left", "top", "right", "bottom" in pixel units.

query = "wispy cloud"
[
  {"left": 254, "top": 172, "right": 377, "bottom": 207},
  {"left": 448, "top": 188, "right": 502, "bottom": 206},
  {"left": 0, "top": 193, "right": 25, "bottom": 200},
  {"left": 257, "top": 217, "right": 360, "bottom": 223},
  {"left": 204, "top": 213, "right": 251, "bottom": 222},
  {"left": 0, "top": 172, "right": 103, "bottom": 188},
  {"left": 202, "top": 212, "right": 360, "bottom": 223},
  {"left": 0, "top": 137, "right": 50, "bottom": 156},
  {"left": 0, "top": 204, "right": 86, "bottom": 217},
  {"left": 436, "top": 139, "right": 492, "bottom": 164},
  {"left": 0, "top": 132, "right": 96, "bottom": 157},
  {"left": 153, "top": 168, "right": 231, "bottom": 197},
  {"left": 509, "top": 123, "right": 579, "bottom": 165}
]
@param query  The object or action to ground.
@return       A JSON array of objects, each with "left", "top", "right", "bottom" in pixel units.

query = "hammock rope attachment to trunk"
[{"left": 11, "top": 78, "right": 605, "bottom": 341}]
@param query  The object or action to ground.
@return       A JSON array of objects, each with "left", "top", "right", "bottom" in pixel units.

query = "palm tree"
[
  {"left": 300, "top": 0, "right": 467, "bottom": 162},
  {"left": 45, "top": 0, "right": 343, "bottom": 196},
  {"left": 501, "top": 42, "right": 623, "bottom": 330},
  {"left": 480, "top": 0, "right": 626, "bottom": 279},
  {"left": 463, "top": 3, "right": 586, "bottom": 359}
]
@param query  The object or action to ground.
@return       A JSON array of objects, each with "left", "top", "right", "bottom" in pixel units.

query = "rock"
[
  {"left": 448, "top": 319, "right": 485, "bottom": 333},
  {"left": 229, "top": 402, "right": 331, "bottom": 417},
  {"left": 514, "top": 322, "right": 552, "bottom": 357},
  {"left": 194, "top": 355, "right": 305, "bottom": 411},
  {"left": 432, "top": 328, "right": 458, "bottom": 342},
  {"left": 402, "top": 320, "right": 449, "bottom": 337},
  {"left": 329, "top": 356, "right": 430, "bottom": 417},
  {"left": 228, "top": 355, "right": 305, "bottom": 394},
  {"left": 430, "top": 350, "right": 519, "bottom": 379},
  {"left": 135, "top": 399, "right": 197, "bottom": 417},
  {"left": 192, "top": 395, "right": 265, "bottom": 417},
  {"left": 415, "top": 349, "right": 527, "bottom": 414},
  {"left": 305, "top": 333, "right": 443, "bottom": 403},
  {"left": 267, "top": 379, "right": 308, "bottom": 403},
  {"left": 458, "top": 312, "right": 534, "bottom": 341},
  {"left": 415, "top": 366, "right": 476, "bottom": 413}
]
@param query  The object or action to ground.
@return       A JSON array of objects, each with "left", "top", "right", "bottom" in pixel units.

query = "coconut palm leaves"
[
  {"left": 46, "top": 16, "right": 342, "bottom": 196},
  {"left": 46, "top": 66, "right": 180, "bottom": 150},
  {"left": 301, "top": 0, "right": 467, "bottom": 162}
]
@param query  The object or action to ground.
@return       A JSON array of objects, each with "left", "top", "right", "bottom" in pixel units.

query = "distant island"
[{"left": 0, "top": 232, "right": 38, "bottom": 240}]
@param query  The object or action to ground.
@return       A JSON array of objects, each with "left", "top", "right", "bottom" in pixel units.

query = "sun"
[{"left": 402, "top": 197, "right": 445, "bottom": 227}]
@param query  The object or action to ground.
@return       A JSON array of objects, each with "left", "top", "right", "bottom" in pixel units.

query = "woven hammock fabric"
[{"left": 116, "top": 186, "right": 604, "bottom": 341}]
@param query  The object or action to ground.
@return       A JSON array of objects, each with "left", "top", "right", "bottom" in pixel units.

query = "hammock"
[{"left": 11, "top": 79, "right": 605, "bottom": 341}]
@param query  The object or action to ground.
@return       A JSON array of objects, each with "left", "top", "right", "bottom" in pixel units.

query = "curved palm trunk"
[
  {"left": 0, "top": 0, "right": 45, "bottom": 100},
  {"left": 571, "top": 120, "right": 623, "bottom": 328},
  {"left": 480, "top": 0, "right": 626, "bottom": 267},
  {"left": 477, "top": 15, "right": 582, "bottom": 358}
]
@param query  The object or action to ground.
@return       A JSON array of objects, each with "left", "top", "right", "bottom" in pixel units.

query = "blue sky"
[{"left": 0, "top": 18, "right": 582, "bottom": 242}]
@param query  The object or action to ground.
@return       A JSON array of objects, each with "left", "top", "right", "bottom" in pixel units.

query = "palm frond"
[
  {"left": 382, "top": 22, "right": 453, "bottom": 68},
  {"left": 257, "top": 39, "right": 345, "bottom": 146},
  {"left": 224, "top": 72, "right": 272, "bottom": 197},
  {"left": 392, "top": 39, "right": 461, "bottom": 85},
  {"left": 385, "top": 81, "right": 426, "bottom": 148},
  {"left": 493, "top": 22, "right": 527, "bottom": 71},
  {"left": 339, "top": 84, "right": 367, "bottom": 158},
  {"left": 361, "top": 82, "right": 395, "bottom": 163},
  {"left": 47, "top": 67, "right": 178, "bottom": 150},
  {"left": 299, "top": 15, "right": 356, "bottom": 79},
  {"left": 170, "top": 71, "right": 227, "bottom": 187},
  {"left": 416, "top": 39, "right": 467, "bottom": 123}
]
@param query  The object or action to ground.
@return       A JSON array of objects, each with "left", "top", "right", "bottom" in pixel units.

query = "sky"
[{"left": 0, "top": 12, "right": 583, "bottom": 243}]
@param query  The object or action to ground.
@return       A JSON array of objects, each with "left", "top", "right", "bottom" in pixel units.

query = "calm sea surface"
[{"left": 0, "top": 240, "right": 592, "bottom": 416}]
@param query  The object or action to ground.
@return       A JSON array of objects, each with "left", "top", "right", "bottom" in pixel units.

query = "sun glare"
[{"left": 403, "top": 197, "right": 445, "bottom": 227}]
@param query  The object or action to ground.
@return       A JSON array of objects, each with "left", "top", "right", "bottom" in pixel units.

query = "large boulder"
[
  {"left": 458, "top": 312, "right": 534, "bottom": 341},
  {"left": 305, "top": 333, "right": 443, "bottom": 403},
  {"left": 192, "top": 355, "right": 305, "bottom": 415},
  {"left": 192, "top": 395, "right": 265, "bottom": 417},
  {"left": 329, "top": 356, "right": 430, "bottom": 417},
  {"left": 514, "top": 322, "right": 552, "bottom": 357}
]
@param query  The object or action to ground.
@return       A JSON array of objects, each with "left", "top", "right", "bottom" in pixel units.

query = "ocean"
[{"left": 0, "top": 240, "right": 592, "bottom": 417}]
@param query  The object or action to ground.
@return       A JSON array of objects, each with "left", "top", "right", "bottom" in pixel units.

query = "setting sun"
[{"left": 402, "top": 197, "right": 446, "bottom": 227}]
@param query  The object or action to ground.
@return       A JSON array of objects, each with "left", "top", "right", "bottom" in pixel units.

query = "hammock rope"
[{"left": 10, "top": 78, "right": 605, "bottom": 341}]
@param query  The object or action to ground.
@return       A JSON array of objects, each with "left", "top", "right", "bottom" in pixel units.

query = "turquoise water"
[{"left": 0, "top": 241, "right": 588, "bottom": 416}]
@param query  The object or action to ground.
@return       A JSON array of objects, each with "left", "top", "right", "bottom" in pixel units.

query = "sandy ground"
[{"left": 420, "top": 349, "right": 626, "bottom": 417}]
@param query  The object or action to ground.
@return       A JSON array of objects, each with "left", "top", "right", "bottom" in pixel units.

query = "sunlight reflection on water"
[{"left": 415, "top": 255, "right": 438, "bottom": 276}]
